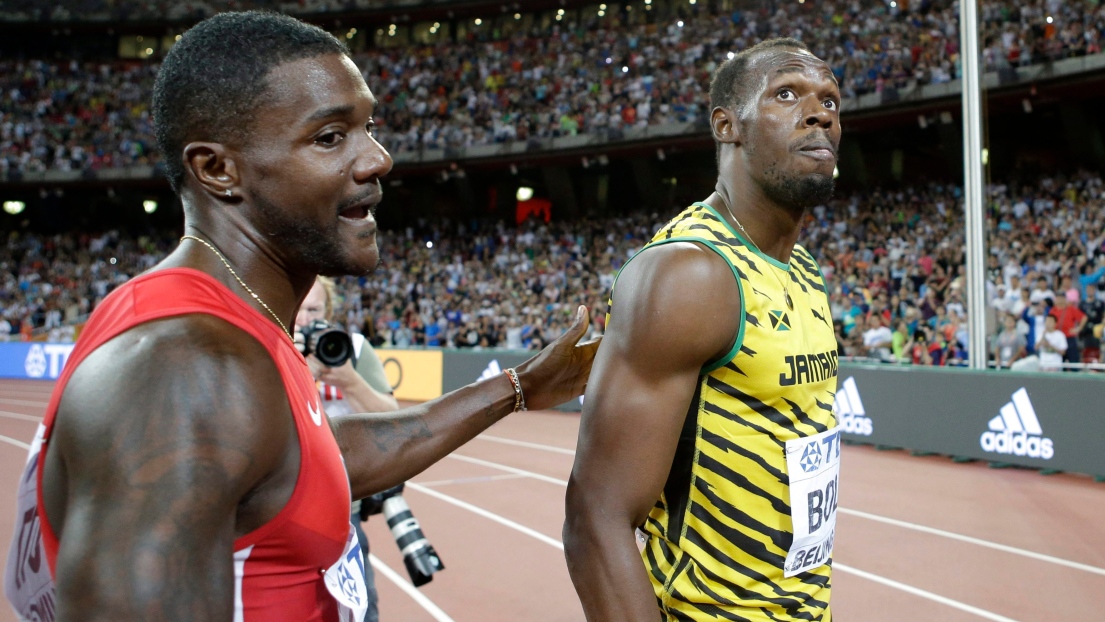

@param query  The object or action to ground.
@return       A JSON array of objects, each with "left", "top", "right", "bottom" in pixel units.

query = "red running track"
[{"left": 2, "top": 379, "right": 1105, "bottom": 621}]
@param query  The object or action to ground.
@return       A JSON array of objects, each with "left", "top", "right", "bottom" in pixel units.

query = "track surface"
[{"left": 2, "top": 379, "right": 1105, "bottom": 621}]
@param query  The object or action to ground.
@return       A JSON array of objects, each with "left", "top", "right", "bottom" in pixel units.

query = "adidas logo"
[
  {"left": 979, "top": 388, "right": 1054, "bottom": 460},
  {"left": 478, "top": 359, "right": 502, "bottom": 382},
  {"left": 833, "top": 377, "right": 873, "bottom": 436}
]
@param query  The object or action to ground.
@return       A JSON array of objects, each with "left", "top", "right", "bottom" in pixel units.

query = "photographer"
[
  {"left": 295, "top": 276, "right": 397, "bottom": 622},
  {"left": 296, "top": 277, "right": 399, "bottom": 415}
]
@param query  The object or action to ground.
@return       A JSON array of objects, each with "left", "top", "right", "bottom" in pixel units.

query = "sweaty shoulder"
[
  {"left": 48, "top": 314, "right": 293, "bottom": 530},
  {"left": 610, "top": 241, "right": 742, "bottom": 370}
]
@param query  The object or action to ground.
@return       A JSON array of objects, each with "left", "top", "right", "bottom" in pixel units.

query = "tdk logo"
[
  {"left": 833, "top": 377, "right": 873, "bottom": 436},
  {"left": 24, "top": 343, "right": 74, "bottom": 379},
  {"left": 799, "top": 441, "right": 823, "bottom": 473},
  {"left": 980, "top": 388, "right": 1054, "bottom": 460}
]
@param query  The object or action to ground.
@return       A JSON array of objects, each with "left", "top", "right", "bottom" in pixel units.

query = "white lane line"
[
  {"left": 0, "top": 398, "right": 48, "bottom": 407},
  {"left": 475, "top": 434, "right": 575, "bottom": 455},
  {"left": 0, "top": 410, "right": 42, "bottom": 422},
  {"left": 447, "top": 454, "right": 569, "bottom": 486},
  {"left": 0, "top": 434, "right": 31, "bottom": 450},
  {"left": 0, "top": 390, "right": 54, "bottom": 397},
  {"left": 839, "top": 508, "right": 1105, "bottom": 577},
  {"left": 406, "top": 482, "right": 564, "bottom": 550},
  {"left": 834, "top": 563, "right": 1020, "bottom": 622},
  {"left": 368, "top": 553, "right": 455, "bottom": 622},
  {"left": 415, "top": 473, "right": 526, "bottom": 488},
  {"left": 469, "top": 439, "right": 1105, "bottom": 578},
  {"left": 410, "top": 475, "right": 1017, "bottom": 621}
]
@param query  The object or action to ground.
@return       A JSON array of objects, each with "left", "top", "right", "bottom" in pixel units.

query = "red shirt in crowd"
[{"left": 1050, "top": 305, "right": 1086, "bottom": 337}]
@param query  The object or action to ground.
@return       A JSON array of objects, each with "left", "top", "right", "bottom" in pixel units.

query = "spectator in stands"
[
  {"left": 1037, "top": 314, "right": 1069, "bottom": 372},
  {"left": 1021, "top": 299, "right": 1050, "bottom": 355},
  {"left": 891, "top": 320, "right": 910, "bottom": 362},
  {"left": 1029, "top": 276, "right": 1056, "bottom": 304},
  {"left": 944, "top": 338, "right": 969, "bottom": 367},
  {"left": 908, "top": 329, "right": 932, "bottom": 365},
  {"left": 923, "top": 326, "right": 945, "bottom": 366},
  {"left": 1078, "top": 254, "right": 1105, "bottom": 297},
  {"left": 862, "top": 314, "right": 894, "bottom": 362},
  {"left": 1011, "top": 287, "right": 1031, "bottom": 318},
  {"left": 1049, "top": 295, "right": 1087, "bottom": 365},
  {"left": 1080, "top": 283, "right": 1105, "bottom": 362},
  {"left": 991, "top": 314, "right": 1027, "bottom": 369}
]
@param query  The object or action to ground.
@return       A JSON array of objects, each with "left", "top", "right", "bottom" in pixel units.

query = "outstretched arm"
[
  {"left": 46, "top": 316, "right": 292, "bottom": 621},
  {"left": 563, "top": 243, "right": 741, "bottom": 621},
  {"left": 334, "top": 305, "right": 599, "bottom": 499}
]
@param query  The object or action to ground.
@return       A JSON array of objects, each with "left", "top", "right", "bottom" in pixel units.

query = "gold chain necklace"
[
  {"left": 718, "top": 199, "right": 794, "bottom": 310},
  {"left": 180, "top": 235, "right": 293, "bottom": 340}
]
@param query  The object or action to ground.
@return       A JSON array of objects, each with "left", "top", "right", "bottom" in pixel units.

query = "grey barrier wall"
[
  {"left": 835, "top": 363, "right": 1105, "bottom": 478},
  {"left": 414, "top": 350, "right": 1105, "bottom": 476},
  {"left": 440, "top": 349, "right": 583, "bottom": 412}
]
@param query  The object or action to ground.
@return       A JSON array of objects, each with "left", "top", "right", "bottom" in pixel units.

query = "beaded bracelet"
[{"left": 504, "top": 368, "right": 527, "bottom": 412}]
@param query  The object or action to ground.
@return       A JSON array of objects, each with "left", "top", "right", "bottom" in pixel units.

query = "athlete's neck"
[
  {"left": 707, "top": 184, "right": 804, "bottom": 265},
  {"left": 165, "top": 211, "right": 314, "bottom": 333}
]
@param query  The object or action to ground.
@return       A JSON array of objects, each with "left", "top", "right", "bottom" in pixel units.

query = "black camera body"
[
  {"left": 363, "top": 485, "right": 445, "bottom": 587},
  {"left": 301, "top": 320, "right": 355, "bottom": 367}
]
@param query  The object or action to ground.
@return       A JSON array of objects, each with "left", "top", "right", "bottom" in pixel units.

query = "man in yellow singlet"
[{"left": 565, "top": 38, "right": 841, "bottom": 621}]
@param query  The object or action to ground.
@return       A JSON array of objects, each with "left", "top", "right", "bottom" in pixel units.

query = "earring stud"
[{"left": 224, "top": 189, "right": 232, "bottom": 197}]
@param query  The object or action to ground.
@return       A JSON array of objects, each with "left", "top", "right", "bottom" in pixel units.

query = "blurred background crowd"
[
  {"left": 4, "top": 170, "right": 1104, "bottom": 370},
  {"left": 3, "top": 0, "right": 1104, "bottom": 176}
]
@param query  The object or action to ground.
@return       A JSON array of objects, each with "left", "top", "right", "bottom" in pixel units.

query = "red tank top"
[{"left": 29, "top": 268, "right": 353, "bottom": 621}]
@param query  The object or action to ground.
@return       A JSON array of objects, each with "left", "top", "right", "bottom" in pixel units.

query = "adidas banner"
[{"left": 835, "top": 364, "right": 1105, "bottom": 478}]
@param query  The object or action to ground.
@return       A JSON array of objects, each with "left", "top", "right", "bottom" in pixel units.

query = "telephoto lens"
[
  {"left": 382, "top": 495, "right": 445, "bottom": 586},
  {"left": 302, "top": 320, "right": 354, "bottom": 367}
]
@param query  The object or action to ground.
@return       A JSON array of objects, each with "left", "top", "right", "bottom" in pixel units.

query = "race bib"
[
  {"left": 323, "top": 524, "right": 368, "bottom": 622},
  {"left": 4, "top": 423, "right": 57, "bottom": 622},
  {"left": 782, "top": 427, "right": 841, "bottom": 578}
]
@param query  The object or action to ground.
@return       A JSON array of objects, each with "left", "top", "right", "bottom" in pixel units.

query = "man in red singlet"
[{"left": 4, "top": 11, "right": 597, "bottom": 622}]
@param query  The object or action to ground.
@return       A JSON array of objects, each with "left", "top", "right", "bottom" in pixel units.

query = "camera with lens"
[
  {"left": 361, "top": 484, "right": 445, "bottom": 586},
  {"left": 300, "top": 319, "right": 355, "bottom": 367}
]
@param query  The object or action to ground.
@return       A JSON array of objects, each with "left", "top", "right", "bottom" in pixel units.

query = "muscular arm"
[
  {"left": 334, "top": 305, "right": 598, "bottom": 500},
  {"left": 45, "top": 316, "right": 292, "bottom": 621},
  {"left": 563, "top": 243, "right": 741, "bottom": 621}
]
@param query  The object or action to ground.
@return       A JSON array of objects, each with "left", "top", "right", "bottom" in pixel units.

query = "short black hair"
[
  {"left": 153, "top": 11, "right": 348, "bottom": 193},
  {"left": 710, "top": 37, "right": 811, "bottom": 117}
]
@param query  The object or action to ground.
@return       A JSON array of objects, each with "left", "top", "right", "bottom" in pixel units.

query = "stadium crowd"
[
  {"left": 0, "top": 229, "right": 171, "bottom": 341},
  {"left": 3, "top": 171, "right": 1104, "bottom": 370},
  {"left": 1, "top": 0, "right": 400, "bottom": 22},
  {"left": 4, "top": 0, "right": 1105, "bottom": 175}
]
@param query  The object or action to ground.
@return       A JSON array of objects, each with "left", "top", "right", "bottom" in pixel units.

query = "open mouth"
[
  {"left": 338, "top": 198, "right": 378, "bottom": 228},
  {"left": 339, "top": 203, "right": 371, "bottom": 220}
]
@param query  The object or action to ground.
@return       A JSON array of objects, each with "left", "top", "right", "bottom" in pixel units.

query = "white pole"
[{"left": 960, "top": 0, "right": 987, "bottom": 370}]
